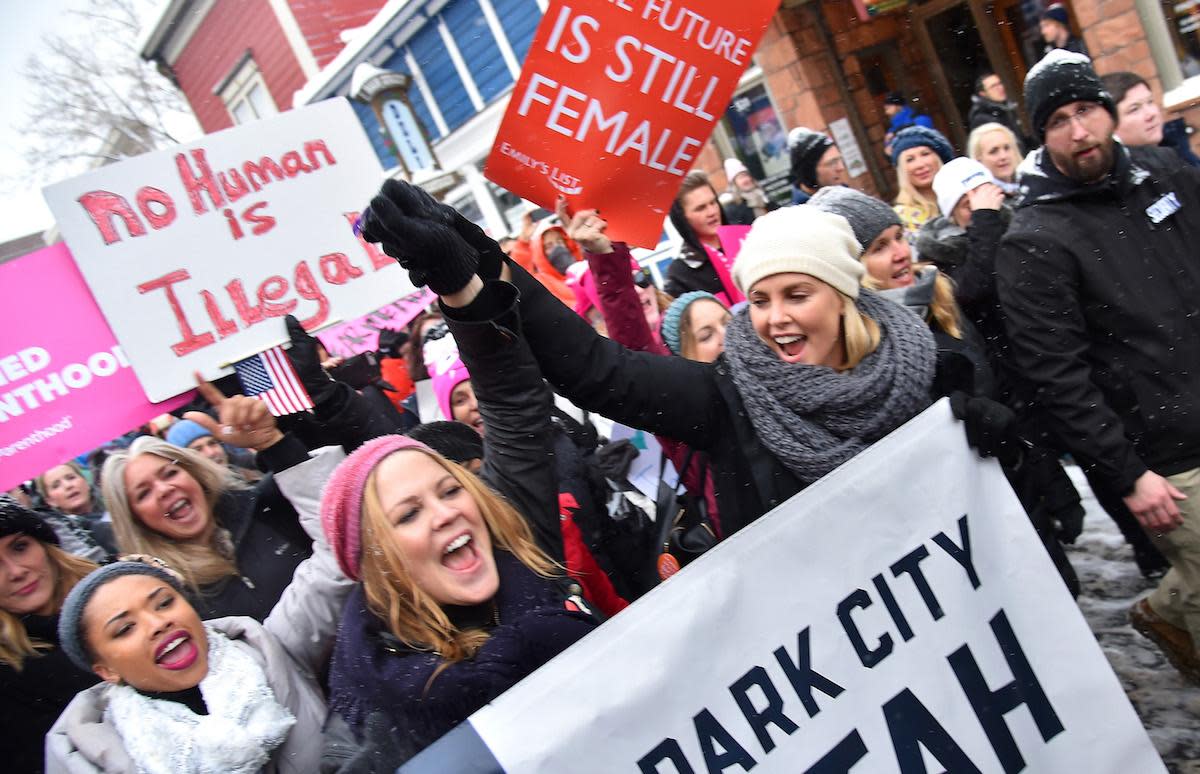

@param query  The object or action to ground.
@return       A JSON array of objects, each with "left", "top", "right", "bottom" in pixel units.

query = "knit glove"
[
  {"left": 950, "top": 392, "right": 1021, "bottom": 468},
  {"left": 334, "top": 711, "right": 416, "bottom": 774},
  {"left": 283, "top": 315, "right": 339, "bottom": 406},
  {"left": 359, "top": 180, "right": 481, "bottom": 295}
]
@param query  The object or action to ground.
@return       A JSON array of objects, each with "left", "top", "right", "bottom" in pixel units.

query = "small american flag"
[{"left": 233, "top": 346, "right": 313, "bottom": 416}]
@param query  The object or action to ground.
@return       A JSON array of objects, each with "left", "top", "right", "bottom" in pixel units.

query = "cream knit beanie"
[{"left": 732, "top": 207, "right": 864, "bottom": 298}]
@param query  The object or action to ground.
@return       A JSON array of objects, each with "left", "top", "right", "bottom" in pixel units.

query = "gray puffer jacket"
[{"left": 44, "top": 446, "right": 349, "bottom": 774}]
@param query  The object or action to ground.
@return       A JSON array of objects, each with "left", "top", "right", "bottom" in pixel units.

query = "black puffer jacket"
[
  {"left": 997, "top": 144, "right": 1200, "bottom": 492},
  {"left": 0, "top": 614, "right": 99, "bottom": 773}
]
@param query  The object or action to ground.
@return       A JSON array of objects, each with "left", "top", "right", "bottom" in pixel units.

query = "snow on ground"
[{"left": 1065, "top": 466, "right": 1200, "bottom": 772}]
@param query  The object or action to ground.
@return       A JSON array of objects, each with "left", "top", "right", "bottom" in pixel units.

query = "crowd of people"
[{"left": 3, "top": 15, "right": 1199, "bottom": 770}]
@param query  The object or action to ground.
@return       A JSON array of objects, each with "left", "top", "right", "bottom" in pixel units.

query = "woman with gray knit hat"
[
  {"left": 0, "top": 496, "right": 100, "bottom": 773},
  {"left": 806, "top": 185, "right": 988, "bottom": 394},
  {"left": 359, "top": 179, "right": 944, "bottom": 538},
  {"left": 46, "top": 551, "right": 344, "bottom": 774}
]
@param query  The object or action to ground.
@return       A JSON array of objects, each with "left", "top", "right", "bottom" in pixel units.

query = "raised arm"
[
  {"left": 359, "top": 180, "right": 724, "bottom": 450},
  {"left": 562, "top": 202, "right": 666, "bottom": 356},
  {"left": 440, "top": 278, "right": 563, "bottom": 563}
]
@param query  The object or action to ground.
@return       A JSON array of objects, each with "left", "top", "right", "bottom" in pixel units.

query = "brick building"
[
  {"left": 143, "top": 0, "right": 1200, "bottom": 239},
  {"left": 694, "top": 0, "right": 1200, "bottom": 201},
  {"left": 141, "top": 0, "right": 386, "bottom": 134}
]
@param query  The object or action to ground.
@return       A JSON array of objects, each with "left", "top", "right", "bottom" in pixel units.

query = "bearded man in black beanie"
[
  {"left": 788, "top": 127, "right": 848, "bottom": 204},
  {"left": 997, "top": 49, "right": 1200, "bottom": 684}
]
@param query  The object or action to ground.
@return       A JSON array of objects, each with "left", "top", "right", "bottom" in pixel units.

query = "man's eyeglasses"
[{"left": 1045, "top": 103, "right": 1103, "bottom": 136}]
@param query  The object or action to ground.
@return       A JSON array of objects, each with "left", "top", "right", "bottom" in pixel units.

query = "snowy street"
[{"left": 1067, "top": 467, "right": 1200, "bottom": 772}]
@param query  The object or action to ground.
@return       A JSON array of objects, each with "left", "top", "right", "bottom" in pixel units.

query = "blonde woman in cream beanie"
[{"left": 359, "top": 180, "right": 940, "bottom": 544}]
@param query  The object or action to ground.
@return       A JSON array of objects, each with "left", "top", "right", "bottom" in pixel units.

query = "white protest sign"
[
  {"left": 404, "top": 400, "right": 1165, "bottom": 774},
  {"left": 829, "top": 117, "right": 868, "bottom": 179},
  {"left": 44, "top": 99, "right": 410, "bottom": 401}
]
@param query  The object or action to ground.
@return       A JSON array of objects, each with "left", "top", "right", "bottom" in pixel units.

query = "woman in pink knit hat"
[{"left": 321, "top": 200, "right": 598, "bottom": 762}]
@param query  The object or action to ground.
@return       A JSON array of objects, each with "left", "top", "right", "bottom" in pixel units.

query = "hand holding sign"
[
  {"left": 361, "top": 180, "right": 480, "bottom": 295},
  {"left": 184, "top": 376, "right": 284, "bottom": 452},
  {"left": 557, "top": 197, "right": 612, "bottom": 255}
]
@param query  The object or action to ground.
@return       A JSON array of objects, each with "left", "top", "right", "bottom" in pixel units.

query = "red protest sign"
[{"left": 485, "top": 0, "right": 781, "bottom": 248}]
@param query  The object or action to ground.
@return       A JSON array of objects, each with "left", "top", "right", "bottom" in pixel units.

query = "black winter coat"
[
  {"left": 441, "top": 282, "right": 563, "bottom": 563},
  {"left": 917, "top": 210, "right": 1014, "bottom": 398},
  {"left": 188, "top": 477, "right": 312, "bottom": 622},
  {"left": 505, "top": 259, "right": 892, "bottom": 536},
  {"left": 967, "top": 95, "right": 1026, "bottom": 149},
  {"left": 182, "top": 381, "right": 387, "bottom": 621},
  {"left": 0, "top": 614, "right": 99, "bottom": 773},
  {"left": 664, "top": 196, "right": 733, "bottom": 298},
  {"left": 997, "top": 144, "right": 1200, "bottom": 493}
]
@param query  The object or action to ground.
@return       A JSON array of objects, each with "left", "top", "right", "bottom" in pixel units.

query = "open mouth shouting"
[
  {"left": 442, "top": 532, "right": 483, "bottom": 573},
  {"left": 154, "top": 629, "right": 200, "bottom": 671}
]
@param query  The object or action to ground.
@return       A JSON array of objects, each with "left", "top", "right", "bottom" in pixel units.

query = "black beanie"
[
  {"left": 0, "top": 495, "right": 60, "bottom": 546},
  {"left": 1024, "top": 50, "right": 1116, "bottom": 140},
  {"left": 789, "top": 128, "right": 835, "bottom": 189}
]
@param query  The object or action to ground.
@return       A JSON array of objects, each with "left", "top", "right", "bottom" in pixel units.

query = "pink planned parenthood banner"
[
  {"left": 0, "top": 244, "right": 192, "bottom": 490},
  {"left": 317, "top": 289, "right": 436, "bottom": 358}
]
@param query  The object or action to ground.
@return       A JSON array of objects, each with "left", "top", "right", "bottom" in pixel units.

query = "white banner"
[
  {"left": 44, "top": 99, "right": 411, "bottom": 401},
  {"left": 404, "top": 400, "right": 1164, "bottom": 773}
]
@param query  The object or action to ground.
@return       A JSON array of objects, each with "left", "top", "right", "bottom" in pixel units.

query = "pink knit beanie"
[
  {"left": 429, "top": 356, "right": 471, "bottom": 422},
  {"left": 321, "top": 434, "right": 434, "bottom": 581}
]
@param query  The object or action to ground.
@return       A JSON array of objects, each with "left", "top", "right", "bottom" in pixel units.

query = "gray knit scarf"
[{"left": 724, "top": 289, "right": 936, "bottom": 484}]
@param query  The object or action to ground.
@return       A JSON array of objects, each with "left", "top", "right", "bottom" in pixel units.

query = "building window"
[
  {"left": 217, "top": 55, "right": 279, "bottom": 125},
  {"left": 1163, "top": 0, "right": 1200, "bottom": 78},
  {"left": 714, "top": 76, "right": 792, "bottom": 204}
]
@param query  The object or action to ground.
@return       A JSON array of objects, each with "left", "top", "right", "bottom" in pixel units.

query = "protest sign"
[
  {"left": 718, "top": 224, "right": 751, "bottom": 262},
  {"left": 317, "top": 289, "right": 436, "bottom": 358},
  {"left": 485, "top": 0, "right": 781, "bottom": 247},
  {"left": 404, "top": 400, "right": 1165, "bottom": 774},
  {"left": 44, "top": 98, "right": 410, "bottom": 401},
  {"left": 0, "top": 245, "right": 192, "bottom": 491}
]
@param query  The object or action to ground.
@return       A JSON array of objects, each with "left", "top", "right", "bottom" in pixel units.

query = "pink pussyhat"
[
  {"left": 321, "top": 435, "right": 433, "bottom": 581},
  {"left": 428, "top": 354, "right": 471, "bottom": 422}
]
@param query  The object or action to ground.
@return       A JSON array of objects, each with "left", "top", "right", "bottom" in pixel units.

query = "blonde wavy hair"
[
  {"left": 841, "top": 296, "right": 882, "bottom": 370},
  {"left": 0, "top": 542, "right": 96, "bottom": 670},
  {"left": 893, "top": 151, "right": 943, "bottom": 218},
  {"left": 862, "top": 270, "right": 962, "bottom": 339},
  {"left": 359, "top": 449, "right": 556, "bottom": 682},
  {"left": 967, "top": 122, "right": 1024, "bottom": 182},
  {"left": 102, "top": 436, "right": 244, "bottom": 590}
]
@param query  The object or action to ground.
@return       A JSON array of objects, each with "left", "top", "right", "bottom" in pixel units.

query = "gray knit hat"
[
  {"left": 732, "top": 207, "right": 864, "bottom": 298},
  {"left": 59, "top": 559, "right": 185, "bottom": 672},
  {"left": 789, "top": 127, "right": 835, "bottom": 189},
  {"left": 807, "top": 186, "right": 902, "bottom": 253}
]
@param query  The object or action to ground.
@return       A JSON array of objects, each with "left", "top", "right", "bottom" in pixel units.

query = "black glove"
[
  {"left": 336, "top": 711, "right": 417, "bottom": 774},
  {"left": 950, "top": 392, "right": 1021, "bottom": 468},
  {"left": 359, "top": 180, "right": 480, "bottom": 295},
  {"left": 283, "top": 315, "right": 338, "bottom": 406}
]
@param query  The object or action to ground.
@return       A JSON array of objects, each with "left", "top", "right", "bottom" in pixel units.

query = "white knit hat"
[
  {"left": 732, "top": 207, "right": 865, "bottom": 298},
  {"left": 933, "top": 157, "right": 996, "bottom": 217},
  {"left": 724, "top": 157, "right": 749, "bottom": 182}
]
